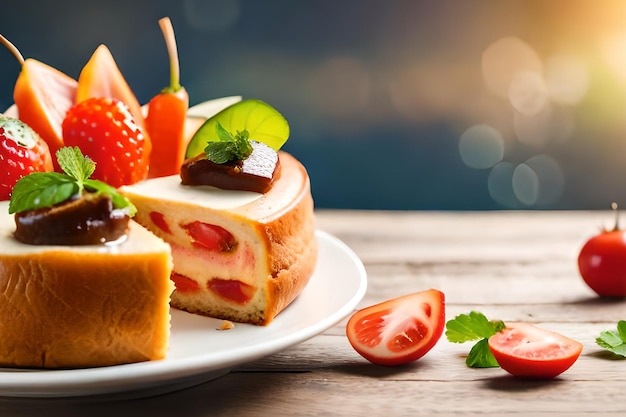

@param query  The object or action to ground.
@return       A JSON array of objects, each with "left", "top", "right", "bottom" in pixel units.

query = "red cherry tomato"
[
  {"left": 578, "top": 205, "right": 626, "bottom": 297},
  {"left": 346, "top": 289, "right": 445, "bottom": 366},
  {"left": 488, "top": 323, "right": 583, "bottom": 379}
]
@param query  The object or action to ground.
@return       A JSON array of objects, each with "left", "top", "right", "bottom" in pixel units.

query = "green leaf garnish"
[
  {"left": 9, "top": 147, "right": 136, "bottom": 216},
  {"left": 596, "top": 320, "right": 626, "bottom": 358},
  {"left": 204, "top": 122, "right": 254, "bottom": 164},
  {"left": 57, "top": 145, "right": 95, "bottom": 182},
  {"left": 466, "top": 338, "right": 501, "bottom": 368},
  {"left": 186, "top": 98, "right": 289, "bottom": 159},
  {"left": 9, "top": 173, "right": 78, "bottom": 214},
  {"left": 445, "top": 311, "right": 506, "bottom": 368}
]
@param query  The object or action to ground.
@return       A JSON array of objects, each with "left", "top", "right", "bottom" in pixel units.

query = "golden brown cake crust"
[
  {"left": 258, "top": 163, "right": 317, "bottom": 324},
  {"left": 0, "top": 214, "right": 173, "bottom": 369}
]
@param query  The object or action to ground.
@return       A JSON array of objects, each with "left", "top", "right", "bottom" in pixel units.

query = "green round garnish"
[{"left": 185, "top": 99, "right": 289, "bottom": 159}]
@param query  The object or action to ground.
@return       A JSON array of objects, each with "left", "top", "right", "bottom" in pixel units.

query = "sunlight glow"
[{"left": 545, "top": 55, "right": 589, "bottom": 105}]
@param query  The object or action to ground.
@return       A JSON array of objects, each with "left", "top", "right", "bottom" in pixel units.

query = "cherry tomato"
[
  {"left": 488, "top": 322, "right": 583, "bottom": 379},
  {"left": 346, "top": 289, "right": 445, "bottom": 366},
  {"left": 578, "top": 204, "right": 626, "bottom": 297}
]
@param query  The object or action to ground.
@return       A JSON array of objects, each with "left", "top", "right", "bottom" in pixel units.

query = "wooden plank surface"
[{"left": 2, "top": 210, "right": 625, "bottom": 416}]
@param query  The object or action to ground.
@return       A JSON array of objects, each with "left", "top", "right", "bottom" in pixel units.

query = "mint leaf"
[
  {"left": 57, "top": 146, "right": 95, "bottom": 183},
  {"left": 8, "top": 146, "right": 136, "bottom": 216},
  {"left": 205, "top": 141, "right": 241, "bottom": 164},
  {"left": 596, "top": 320, "right": 626, "bottom": 358},
  {"left": 446, "top": 311, "right": 505, "bottom": 368},
  {"left": 84, "top": 178, "right": 136, "bottom": 216},
  {"left": 205, "top": 122, "right": 253, "bottom": 164},
  {"left": 9, "top": 173, "right": 77, "bottom": 214},
  {"left": 216, "top": 121, "right": 235, "bottom": 142}
]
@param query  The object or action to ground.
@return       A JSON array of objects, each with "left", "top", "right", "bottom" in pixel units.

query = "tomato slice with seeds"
[
  {"left": 346, "top": 289, "right": 445, "bottom": 366},
  {"left": 488, "top": 322, "right": 583, "bottom": 379}
]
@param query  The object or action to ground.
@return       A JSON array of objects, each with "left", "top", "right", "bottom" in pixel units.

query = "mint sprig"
[
  {"left": 445, "top": 311, "right": 506, "bottom": 368},
  {"left": 204, "top": 121, "right": 253, "bottom": 164},
  {"left": 596, "top": 320, "right": 626, "bottom": 358},
  {"left": 9, "top": 147, "right": 136, "bottom": 216}
]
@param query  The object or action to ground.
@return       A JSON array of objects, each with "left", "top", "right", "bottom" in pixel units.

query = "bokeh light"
[
  {"left": 458, "top": 124, "right": 504, "bottom": 169},
  {"left": 513, "top": 105, "right": 575, "bottom": 147},
  {"left": 545, "top": 55, "right": 589, "bottom": 106},
  {"left": 482, "top": 37, "right": 543, "bottom": 99},
  {"left": 487, "top": 155, "right": 564, "bottom": 208},
  {"left": 488, "top": 162, "right": 519, "bottom": 208},
  {"left": 512, "top": 162, "right": 540, "bottom": 206},
  {"left": 523, "top": 154, "right": 565, "bottom": 206},
  {"left": 476, "top": 34, "right": 586, "bottom": 208},
  {"left": 509, "top": 70, "right": 549, "bottom": 116}
]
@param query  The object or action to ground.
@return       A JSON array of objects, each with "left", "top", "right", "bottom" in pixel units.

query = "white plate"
[{"left": 0, "top": 230, "right": 366, "bottom": 399}]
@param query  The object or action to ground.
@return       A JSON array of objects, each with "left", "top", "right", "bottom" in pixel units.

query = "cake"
[
  {"left": 0, "top": 200, "right": 173, "bottom": 368},
  {"left": 0, "top": 17, "right": 315, "bottom": 375},
  {"left": 120, "top": 150, "right": 317, "bottom": 325}
]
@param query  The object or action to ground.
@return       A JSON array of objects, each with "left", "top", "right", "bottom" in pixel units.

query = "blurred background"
[{"left": 2, "top": 0, "right": 626, "bottom": 210}]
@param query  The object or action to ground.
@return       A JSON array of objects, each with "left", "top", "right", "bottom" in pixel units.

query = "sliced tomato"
[
  {"left": 345, "top": 289, "right": 445, "bottom": 366},
  {"left": 488, "top": 322, "right": 583, "bottom": 379}
]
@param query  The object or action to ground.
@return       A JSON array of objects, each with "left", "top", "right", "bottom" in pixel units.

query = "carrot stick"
[{"left": 146, "top": 17, "right": 189, "bottom": 178}]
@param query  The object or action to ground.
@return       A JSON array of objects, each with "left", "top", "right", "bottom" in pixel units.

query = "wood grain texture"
[{"left": 2, "top": 210, "right": 625, "bottom": 416}]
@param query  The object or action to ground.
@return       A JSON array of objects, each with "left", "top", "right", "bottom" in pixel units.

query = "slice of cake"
[
  {"left": 0, "top": 200, "right": 173, "bottom": 368},
  {"left": 121, "top": 151, "right": 317, "bottom": 325}
]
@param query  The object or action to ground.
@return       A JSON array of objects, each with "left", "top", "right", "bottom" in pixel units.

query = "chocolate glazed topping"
[
  {"left": 180, "top": 141, "right": 281, "bottom": 193},
  {"left": 14, "top": 193, "right": 130, "bottom": 245}
]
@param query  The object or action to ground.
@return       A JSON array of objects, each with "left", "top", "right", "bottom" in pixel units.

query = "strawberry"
[
  {"left": 0, "top": 115, "right": 53, "bottom": 200},
  {"left": 62, "top": 97, "right": 149, "bottom": 187}
]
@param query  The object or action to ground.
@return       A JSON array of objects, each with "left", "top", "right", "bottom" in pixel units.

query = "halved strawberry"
[
  {"left": 62, "top": 97, "right": 149, "bottom": 187},
  {"left": 0, "top": 115, "right": 53, "bottom": 200}
]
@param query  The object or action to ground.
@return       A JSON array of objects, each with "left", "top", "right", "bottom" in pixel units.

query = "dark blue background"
[{"left": 1, "top": 1, "right": 624, "bottom": 210}]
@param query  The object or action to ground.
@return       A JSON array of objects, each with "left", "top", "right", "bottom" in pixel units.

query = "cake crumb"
[{"left": 218, "top": 320, "right": 235, "bottom": 330}]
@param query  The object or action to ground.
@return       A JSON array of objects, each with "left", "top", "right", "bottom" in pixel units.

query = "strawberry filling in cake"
[{"left": 121, "top": 151, "right": 317, "bottom": 325}]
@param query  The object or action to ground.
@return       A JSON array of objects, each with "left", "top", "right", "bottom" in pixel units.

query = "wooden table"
[{"left": 2, "top": 210, "right": 625, "bottom": 416}]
